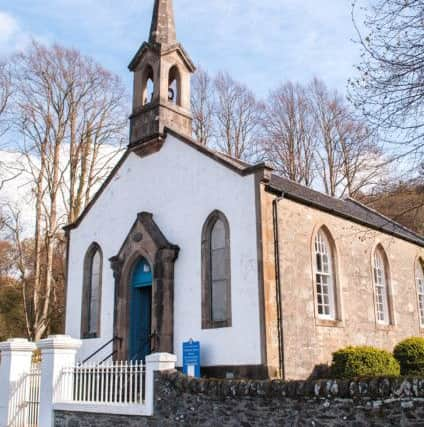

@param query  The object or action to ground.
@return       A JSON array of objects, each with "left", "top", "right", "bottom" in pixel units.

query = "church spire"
[
  {"left": 128, "top": 0, "right": 195, "bottom": 147},
  {"left": 149, "top": 0, "right": 177, "bottom": 46}
]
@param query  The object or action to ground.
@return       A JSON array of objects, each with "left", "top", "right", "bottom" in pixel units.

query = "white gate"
[{"left": 8, "top": 364, "right": 41, "bottom": 427}]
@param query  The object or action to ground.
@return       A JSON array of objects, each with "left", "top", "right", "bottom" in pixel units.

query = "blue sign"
[{"left": 183, "top": 340, "right": 200, "bottom": 378}]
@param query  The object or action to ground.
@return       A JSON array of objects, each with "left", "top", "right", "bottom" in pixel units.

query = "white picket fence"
[
  {"left": 0, "top": 336, "right": 176, "bottom": 424},
  {"left": 8, "top": 364, "right": 41, "bottom": 427},
  {"left": 56, "top": 361, "right": 145, "bottom": 405}
]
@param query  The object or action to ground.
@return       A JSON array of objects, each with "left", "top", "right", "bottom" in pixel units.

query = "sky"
[{"left": 0, "top": 0, "right": 366, "bottom": 98}]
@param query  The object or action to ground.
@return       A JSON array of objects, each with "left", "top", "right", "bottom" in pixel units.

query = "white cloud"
[
  {"left": 0, "top": 12, "right": 19, "bottom": 42},
  {"left": 0, "top": 11, "right": 31, "bottom": 55}
]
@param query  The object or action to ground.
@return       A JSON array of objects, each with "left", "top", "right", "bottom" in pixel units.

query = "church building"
[{"left": 64, "top": 0, "right": 424, "bottom": 380}]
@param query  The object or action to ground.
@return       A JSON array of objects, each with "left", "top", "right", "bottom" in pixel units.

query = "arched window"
[
  {"left": 168, "top": 65, "right": 181, "bottom": 106},
  {"left": 416, "top": 259, "right": 424, "bottom": 327},
  {"left": 201, "top": 211, "right": 231, "bottom": 329},
  {"left": 142, "top": 65, "right": 154, "bottom": 106},
  {"left": 314, "top": 228, "right": 337, "bottom": 320},
  {"left": 81, "top": 243, "right": 103, "bottom": 338},
  {"left": 373, "top": 246, "right": 391, "bottom": 325}
]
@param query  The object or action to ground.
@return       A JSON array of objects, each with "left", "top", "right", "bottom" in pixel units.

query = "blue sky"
[{"left": 0, "top": 0, "right": 365, "bottom": 98}]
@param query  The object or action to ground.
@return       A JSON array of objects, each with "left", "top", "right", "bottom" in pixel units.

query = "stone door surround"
[{"left": 110, "top": 212, "right": 179, "bottom": 360}]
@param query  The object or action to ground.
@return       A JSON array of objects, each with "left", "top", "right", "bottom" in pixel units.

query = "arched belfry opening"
[
  {"left": 168, "top": 65, "right": 181, "bottom": 106},
  {"left": 110, "top": 213, "right": 179, "bottom": 361},
  {"left": 142, "top": 65, "right": 155, "bottom": 106}
]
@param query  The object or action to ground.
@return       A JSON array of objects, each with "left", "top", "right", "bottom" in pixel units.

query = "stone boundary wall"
[{"left": 55, "top": 371, "right": 424, "bottom": 426}]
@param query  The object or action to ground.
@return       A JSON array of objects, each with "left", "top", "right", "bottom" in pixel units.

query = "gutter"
[{"left": 272, "top": 194, "right": 285, "bottom": 379}]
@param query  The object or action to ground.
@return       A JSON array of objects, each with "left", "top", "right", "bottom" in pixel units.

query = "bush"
[
  {"left": 394, "top": 337, "right": 424, "bottom": 376},
  {"left": 331, "top": 346, "right": 400, "bottom": 378}
]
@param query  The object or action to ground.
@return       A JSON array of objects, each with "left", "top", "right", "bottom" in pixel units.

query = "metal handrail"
[
  {"left": 81, "top": 336, "right": 122, "bottom": 365},
  {"left": 99, "top": 350, "right": 118, "bottom": 365}
]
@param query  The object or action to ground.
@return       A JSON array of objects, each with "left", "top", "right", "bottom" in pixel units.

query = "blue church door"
[{"left": 129, "top": 258, "right": 152, "bottom": 361}]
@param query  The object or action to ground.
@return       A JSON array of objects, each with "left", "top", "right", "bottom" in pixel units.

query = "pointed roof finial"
[{"left": 149, "top": 0, "right": 177, "bottom": 46}]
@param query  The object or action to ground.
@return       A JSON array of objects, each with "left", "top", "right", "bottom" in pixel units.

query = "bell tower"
[{"left": 128, "top": 0, "right": 195, "bottom": 147}]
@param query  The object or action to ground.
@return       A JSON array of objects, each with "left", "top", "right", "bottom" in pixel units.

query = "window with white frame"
[
  {"left": 416, "top": 260, "right": 424, "bottom": 327},
  {"left": 373, "top": 247, "right": 390, "bottom": 325},
  {"left": 314, "top": 229, "right": 336, "bottom": 320}
]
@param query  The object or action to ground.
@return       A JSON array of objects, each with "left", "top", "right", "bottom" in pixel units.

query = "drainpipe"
[{"left": 272, "top": 194, "right": 285, "bottom": 379}]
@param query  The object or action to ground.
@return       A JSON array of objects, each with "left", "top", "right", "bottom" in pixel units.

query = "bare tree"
[
  {"left": 62, "top": 50, "right": 127, "bottom": 223},
  {"left": 0, "top": 60, "right": 12, "bottom": 140},
  {"left": 310, "top": 78, "right": 382, "bottom": 197},
  {"left": 337, "top": 116, "right": 382, "bottom": 198},
  {"left": 350, "top": 0, "right": 424, "bottom": 152},
  {"left": 191, "top": 67, "right": 214, "bottom": 146},
  {"left": 0, "top": 60, "right": 14, "bottom": 190},
  {"left": 214, "top": 72, "right": 262, "bottom": 160},
  {"left": 2, "top": 206, "right": 33, "bottom": 338},
  {"left": 261, "top": 82, "right": 316, "bottom": 186},
  {"left": 11, "top": 41, "right": 127, "bottom": 340}
]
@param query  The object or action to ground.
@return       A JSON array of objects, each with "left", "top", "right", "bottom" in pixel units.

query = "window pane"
[
  {"left": 212, "top": 280, "right": 227, "bottom": 322},
  {"left": 89, "top": 250, "right": 101, "bottom": 334},
  {"left": 322, "top": 254, "right": 329, "bottom": 273},
  {"left": 316, "top": 254, "right": 322, "bottom": 272},
  {"left": 210, "top": 217, "right": 228, "bottom": 323},
  {"left": 212, "top": 247, "right": 226, "bottom": 281},
  {"left": 211, "top": 220, "right": 225, "bottom": 250}
]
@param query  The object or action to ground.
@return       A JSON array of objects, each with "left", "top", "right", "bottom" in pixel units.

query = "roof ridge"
[{"left": 346, "top": 197, "right": 424, "bottom": 241}]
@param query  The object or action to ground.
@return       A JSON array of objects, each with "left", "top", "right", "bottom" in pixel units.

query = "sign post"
[{"left": 183, "top": 339, "right": 200, "bottom": 378}]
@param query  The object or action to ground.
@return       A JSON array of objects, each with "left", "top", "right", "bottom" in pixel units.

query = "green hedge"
[
  {"left": 394, "top": 337, "right": 424, "bottom": 376},
  {"left": 331, "top": 346, "right": 400, "bottom": 378}
]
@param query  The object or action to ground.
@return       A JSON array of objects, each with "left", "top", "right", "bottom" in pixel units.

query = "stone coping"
[
  {"left": 37, "top": 335, "right": 82, "bottom": 351},
  {"left": 0, "top": 338, "right": 37, "bottom": 352},
  {"left": 160, "top": 370, "right": 424, "bottom": 400}
]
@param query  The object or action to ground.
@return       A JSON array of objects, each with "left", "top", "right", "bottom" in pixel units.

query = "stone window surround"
[
  {"left": 371, "top": 243, "right": 396, "bottom": 329},
  {"left": 310, "top": 225, "right": 344, "bottom": 328},
  {"left": 201, "top": 210, "right": 232, "bottom": 330},
  {"left": 81, "top": 242, "right": 103, "bottom": 340}
]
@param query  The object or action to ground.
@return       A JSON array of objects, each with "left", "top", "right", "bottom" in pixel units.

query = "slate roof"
[{"left": 268, "top": 174, "right": 424, "bottom": 247}]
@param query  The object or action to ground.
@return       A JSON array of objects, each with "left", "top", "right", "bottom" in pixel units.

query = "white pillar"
[
  {"left": 145, "top": 352, "right": 176, "bottom": 416},
  {"left": 0, "top": 338, "right": 36, "bottom": 427},
  {"left": 37, "top": 335, "right": 81, "bottom": 427}
]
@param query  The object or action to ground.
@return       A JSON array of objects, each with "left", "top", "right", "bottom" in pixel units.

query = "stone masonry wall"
[
  {"left": 260, "top": 185, "right": 424, "bottom": 380},
  {"left": 55, "top": 371, "right": 424, "bottom": 427}
]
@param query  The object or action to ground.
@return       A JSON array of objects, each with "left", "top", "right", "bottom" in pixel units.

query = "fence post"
[
  {"left": 0, "top": 338, "right": 36, "bottom": 427},
  {"left": 37, "top": 335, "right": 81, "bottom": 427},
  {"left": 145, "top": 352, "right": 177, "bottom": 416}
]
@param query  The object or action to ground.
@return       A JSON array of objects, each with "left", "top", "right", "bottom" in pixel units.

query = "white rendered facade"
[{"left": 65, "top": 133, "right": 262, "bottom": 368}]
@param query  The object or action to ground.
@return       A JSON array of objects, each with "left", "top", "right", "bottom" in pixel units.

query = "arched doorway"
[
  {"left": 129, "top": 258, "right": 152, "bottom": 361},
  {"left": 110, "top": 212, "right": 179, "bottom": 361}
]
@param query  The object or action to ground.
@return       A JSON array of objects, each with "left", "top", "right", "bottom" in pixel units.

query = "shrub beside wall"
[
  {"left": 331, "top": 346, "right": 400, "bottom": 379},
  {"left": 394, "top": 337, "right": 424, "bottom": 376}
]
